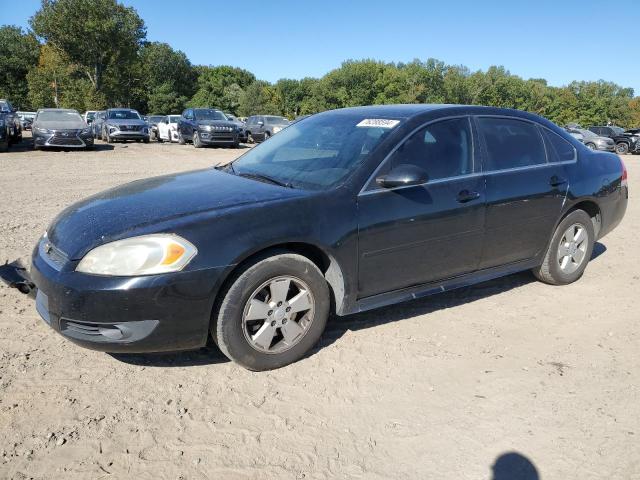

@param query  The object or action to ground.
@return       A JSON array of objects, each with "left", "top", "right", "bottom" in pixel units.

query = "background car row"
[{"left": 565, "top": 123, "right": 640, "bottom": 154}]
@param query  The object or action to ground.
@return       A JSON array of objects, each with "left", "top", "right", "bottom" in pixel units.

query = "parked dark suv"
[
  {"left": 244, "top": 115, "right": 290, "bottom": 143},
  {"left": 11, "top": 105, "right": 628, "bottom": 371},
  {"left": 177, "top": 108, "right": 240, "bottom": 148},
  {"left": 0, "top": 99, "right": 22, "bottom": 145},
  {"left": 588, "top": 125, "right": 638, "bottom": 154}
]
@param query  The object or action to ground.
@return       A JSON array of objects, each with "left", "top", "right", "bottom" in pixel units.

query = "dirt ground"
[{"left": 0, "top": 134, "right": 638, "bottom": 480}]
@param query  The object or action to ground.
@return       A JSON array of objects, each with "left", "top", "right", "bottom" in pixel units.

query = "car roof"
[
  {"left": 37, "top": 108, "right": 79, "bottom": 113},
  {"left": 319, "top": 104, "right": 548, "bottom": 121}
]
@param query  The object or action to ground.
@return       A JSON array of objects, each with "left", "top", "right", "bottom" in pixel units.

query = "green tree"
[
  {"left": 0, "top": 25, "right": 40, "bottom": 109},
  {"left": 139, "top": 42, "right": 196, "bottom": 113},
  {"left": 238, "top": 80, "right": 280, "bottom": 116},
  {"left": 30, "top": 0, "right": 146, "bottom": 96},
  {"left": 189, "top": 65, "right": 255, "bottom": 113}
]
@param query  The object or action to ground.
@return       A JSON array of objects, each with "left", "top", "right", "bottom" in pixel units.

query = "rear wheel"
[
  {"left": 616, "top": 142, "right": 629, "bottom": 154},
  {"left": 213, "top": 253, "right": 330, "bottom": 371},
  {"left": 533, "top": 210, "right": 595, "bottom": 285}
]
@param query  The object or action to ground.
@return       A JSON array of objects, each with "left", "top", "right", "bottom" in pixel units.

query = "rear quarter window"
[{"left": 541, "top": 129, "right": 576, "bottom": 163}]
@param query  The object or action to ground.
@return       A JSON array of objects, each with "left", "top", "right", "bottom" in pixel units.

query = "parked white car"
[{"left": 157, "top": 115, "right": 180, "bottom": 143}]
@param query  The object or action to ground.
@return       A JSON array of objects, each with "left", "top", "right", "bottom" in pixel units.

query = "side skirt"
[{"left": 349, "top": 258, "right": 540, "bottom": 315}]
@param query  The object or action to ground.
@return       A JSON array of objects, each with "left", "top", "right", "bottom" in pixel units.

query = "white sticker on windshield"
[{"left": 356, "top": 119, "right": 400, "bottom": 129}]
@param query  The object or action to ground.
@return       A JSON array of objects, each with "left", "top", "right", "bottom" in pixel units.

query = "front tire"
[
  {"left": 213, "top": 253, "right": 330, "bottom": 371},
  {"left": 586, "top": 142, "right": 596, "bottom": 150},
  {"left": 178, "top": 131, "right": 186, "bottom": 145},
  {"left": 533, "top": 210, "right": 595, "bottom": 285},
  {"left": 616, "top": 142, "right": 629, "bottom": 155},
  {"left": 193, "top": 131, "right": 202, "bottom": 148}
]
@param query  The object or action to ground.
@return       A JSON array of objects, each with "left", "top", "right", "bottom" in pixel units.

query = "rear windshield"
[
  {"left": 108, "top": 110, "right": 141, "bottom": 120},
  {"left": 149, "top": 116, "right": 166, "bottom": 123},
  {"left": 265, "top": 116, "right": 289, "bottom": 125},
  {"left": 168, "top": 115, "right": 181, "bottom": 123},
  {"left": 37, "top": 111, "right": 83, "bottom": 123}
]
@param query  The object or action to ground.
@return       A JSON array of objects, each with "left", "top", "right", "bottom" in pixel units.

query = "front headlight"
[
  {"left": 81, "top": 127, "right": 92, "bottom": 135},
  {"left": 108, "top": 124, "right": 119, "bottom": 131},
  {"left": 34, "top": 127, "right": 53, "bottom": 134},
  {"left": 199, "top": 125, "right": 211, "bottom": 131},
  {"left": 272, "top": 126, "right": 282, "bottom": 133},
  {"left": 76, "top": 234, "right": 197, "bottom": 276}
]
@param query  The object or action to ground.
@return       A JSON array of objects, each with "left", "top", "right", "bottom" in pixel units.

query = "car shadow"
[
  {"left": 110, "top": 341, "right": 229, "bottom": 367},
  {"left": 491, "top": 451, "right": 539, "bottom": 480},
  {"left": 110, "top": 243, "right": 608, "bottom": 368},
  {"left": 8, "top": 136, "right": 114, "bottom": 152}
]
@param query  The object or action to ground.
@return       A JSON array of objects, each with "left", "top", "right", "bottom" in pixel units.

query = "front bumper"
[
  {"left": 108, "top": 130, "right": 150, "bottom": 140},
  {"left": 28, "top": 238, "right": 226, "bottom": 353},
  {"left": 597, "top": 143, "right": 616, "bottom": 152},
  {"left": 198, "top": 129, "right": 239, "bottom": 145},
  {"left": 33, "top": 130, "right": 94, "bottom": 148}
]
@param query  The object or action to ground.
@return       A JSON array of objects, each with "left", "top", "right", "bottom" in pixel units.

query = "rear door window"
[{"left": 477, "top": 117, "right": 547, "bottom": 171}]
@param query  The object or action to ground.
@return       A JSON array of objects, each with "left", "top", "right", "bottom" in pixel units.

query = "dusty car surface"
[
  {"left": 24, "top": 105, "right": 628, "bottom": 370},
  {"left": 32, "top": 108, "right": 94, "bottom": 150}
]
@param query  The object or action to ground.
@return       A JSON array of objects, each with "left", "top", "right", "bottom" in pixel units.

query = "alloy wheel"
[
  {"left": 242, "top": 276, "right": 315, "bottom": 354},
  {"left": 557, "top": 223, "right": 588, "bottom": 274}
]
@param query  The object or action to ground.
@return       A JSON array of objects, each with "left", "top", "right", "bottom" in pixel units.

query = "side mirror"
[{"left": 376, "top": 164, "right": 428, "bottom": 189}]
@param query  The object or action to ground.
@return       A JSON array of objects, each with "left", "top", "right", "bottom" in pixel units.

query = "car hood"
[
  {"left": 34, "top": 119, "right": 87, "bottom": 130},
  {"left": 47, "top": 168, "right": 304, "bottom": 260},
  {"left": 196, "top": 120, "right": 237, "bottom": 127},
  {"left": 106, "top": 118, "right": 146, "bottom": 126}
]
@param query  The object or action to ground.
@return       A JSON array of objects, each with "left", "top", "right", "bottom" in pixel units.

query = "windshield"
[
  {"left": 231, "top": 113, "right": 399, "bottom": 190},
  {"left": 108, "top": 110, "right": 141, "bottom": 120},
  {"left": 149, "top": 115, "right": 165, "bottom": 123},
  {"left": 265, "top": 116, "right": 289, "bottom": 125},
  {"left": 168, "top": 115, "right": 180, "bottom": 123},
  {"left": 611, "top": 126, "right": 624, "bottom": 135},
  {"left": 194, "top": 109, "right": 226, "bottom": 121},
  {"left": 86, "top": 112, "right": 96, "bottom": 120},
  {"left": 37, "top": 110, "right": 83, "bottom": 123}
]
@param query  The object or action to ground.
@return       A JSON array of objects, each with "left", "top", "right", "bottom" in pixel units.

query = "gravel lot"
[{"left": 1, "top": 135, "right": 638, "bottom": 479}]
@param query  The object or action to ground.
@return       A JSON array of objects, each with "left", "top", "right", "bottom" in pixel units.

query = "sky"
[{"left": 3, "top": 0, "right": 639, "bottom": 95}]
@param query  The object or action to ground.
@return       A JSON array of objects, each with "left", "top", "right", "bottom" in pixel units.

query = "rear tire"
[
  {"left": 213, "top": 253, "right": 330, "bottom": 371},
  {"left": 533, "top": 210, "right": 595, "bottom": 285}
]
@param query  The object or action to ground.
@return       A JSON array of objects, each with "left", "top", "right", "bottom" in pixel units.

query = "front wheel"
[
  {"left": 585, "top": 142, "right": 596, "bottom": 150},
  {"left": 213, "top": 253, "right": 330, "bottom": 371},
  {"left": 616, "top": 142, "right": 629, "bottom": 155},
  {"left": 193, "top": 131, "right": 202, "bottom": 148},
  {"left": 533, "top": 210, "right": 595, "bottom": 285},
  {"left": 178, "top": 131, "right": 186, "bottom": 145}
]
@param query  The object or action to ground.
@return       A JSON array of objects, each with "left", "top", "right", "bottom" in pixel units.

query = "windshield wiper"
[
  {"left": 214, "top": 162, "right": 236, "bottom": 174},
  {"left": 237, "top": 172, "right": 294, "bottom": 188}
]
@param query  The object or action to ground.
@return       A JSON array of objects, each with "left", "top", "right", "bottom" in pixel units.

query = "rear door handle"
[
  {"left": 550, "top": 175, "right": 567, "bottom": 187},
  {"left": 457, "top": 189, "right": 481, "bottom": 203}
]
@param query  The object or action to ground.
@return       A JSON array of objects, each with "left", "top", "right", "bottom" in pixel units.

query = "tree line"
[{"left": 1, "top": 0, "right": 639, "bottom": 128}]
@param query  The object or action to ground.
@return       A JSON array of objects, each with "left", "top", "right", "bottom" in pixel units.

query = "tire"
[
  {"left": 213, "top": 253, "right": 330, "bottom": 371},
  {"left": 178, "top": 131, "right": 186, "bottom": 145},
  {"left": 616, "top": 142, "right": 629, "bottom": 155},
  {"left": 232, "top": 139, "right": 240, "bottom": 148},
  {"left": 105, "top": 129, "right": 113, "bottom": 143},
  {"left": 193, "top": 131, "right": 202, "bottom": 148},
  {"left": 264, "top": 131, "right": 271, "bottom": 140},
  {"left": 247, "top": 132, "right": 255, "bottom": 144},
  {"left": 533, "top": 209, "right": 595, "bottom": 285},
  {"left": 586, "top": 142, "right": 596, "bottom": 150},
  {"left": 143, "top": 138, "right": 149, "bottom": 144}
]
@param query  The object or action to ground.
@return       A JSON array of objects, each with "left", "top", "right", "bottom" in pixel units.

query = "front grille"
[
  {"left": 48, "top": 136, "right": 83, "bottom": 146},
  {"left": 61, "top": 320, "right": 103, "bottom": 337},
  {"left": 119, "top": 125, "right": 142, "bottom": 131}
]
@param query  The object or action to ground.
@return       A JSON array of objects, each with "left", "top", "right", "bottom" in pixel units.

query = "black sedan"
[
  {"left": 177, "top": 108, "right": 240, "bottom": 147},
  {"left": 22, "top": 105, "right": 628, "bottom": 370},
  {"left": 32, "top": 108, "right": 94, "bottom": 150}
]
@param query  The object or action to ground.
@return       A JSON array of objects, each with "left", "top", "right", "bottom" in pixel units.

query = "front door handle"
[
  {"left": 550, "top": 175, "right": 567, "bottom": 187},
  {"left": 457, "top": 189, "right": 481, "bottom": 203}
]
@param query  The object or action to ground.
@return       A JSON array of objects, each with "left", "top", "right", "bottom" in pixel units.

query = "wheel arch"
[
  {"left": 564, "top": 200, "right": 602, "bottom": 238},
  {"left": 213, "top": 242, "right": 347, "bottom": 320}
]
